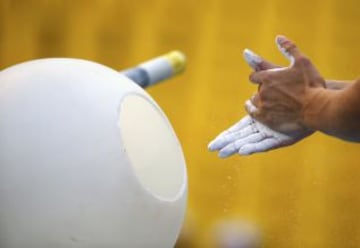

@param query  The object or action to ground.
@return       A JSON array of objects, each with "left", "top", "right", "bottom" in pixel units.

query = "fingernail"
[
  {"left": 218, "top": 152, "right": 228, "bottom": 158},
  {"left": 243, "top": 49, "right": 262, "bottom": 63},
  {"left": 208, "top": 141, "right": 216, "bottom": 151},
  {"left": 243, "top": 49, "right": 262, "bottom": 70},
  {"left": 276, "top": 35, "right": 286, "bottom": 45},
  {"left": 245, "top": 100, "right": 257, "bottom": 114}
]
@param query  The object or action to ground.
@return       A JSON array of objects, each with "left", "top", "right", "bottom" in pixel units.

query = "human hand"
[
  {"left": 208, "top": 45, "right": 312, "bottom": 157},
  {"left": 208, "top": 114, "right": 302, "bottom": 157},
  {"left": 247, "top": 35, "right": 326, "bottom": 135}
]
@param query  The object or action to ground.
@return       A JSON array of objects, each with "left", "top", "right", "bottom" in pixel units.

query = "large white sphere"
[{"left": 0, "top": 59, "right": 187, "bottom": 248}]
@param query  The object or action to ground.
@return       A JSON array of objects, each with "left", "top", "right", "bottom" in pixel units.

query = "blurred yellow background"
[{"left": 1, "top": 0, "right": 360, "bottom": 247}]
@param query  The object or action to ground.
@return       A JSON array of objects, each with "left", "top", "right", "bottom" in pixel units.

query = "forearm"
[{"left": 304, "top": 80, "right": 360, "bottom": 142}]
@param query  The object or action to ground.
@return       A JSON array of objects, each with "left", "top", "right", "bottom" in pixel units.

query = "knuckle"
[
  {"left": 258, "top": 91, "right": 268, "bottom": 102},
  {"left": 251, "top": 94, "right": 260, "bottom": 106},
  {"left": 249, "top": 73, "right": 254, "bottom": 81},
  {"left": 296, "top": 55, "right": 311, "bottom": 66},
  {"left": 283, "top": 41, "right": 297, "bottom": 52},
  {"left": 244, "top": 102, "right": 254, "bottom": 113},
  {"left": 244, "top": 102, "right": 249, "bottom": 111},
  {"left": 249, "top": 72, "right": 257, "bottom": 82},
  {"left": 249, "top": 108, "right": 259, "bottom": 117},
  {"left": 261, "top": 73, "right": 272, "bottom": 82}
]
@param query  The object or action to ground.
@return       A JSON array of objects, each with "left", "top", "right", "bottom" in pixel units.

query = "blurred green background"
[{"left": 1, "top": 0, "right": 360, "bottom": 247}]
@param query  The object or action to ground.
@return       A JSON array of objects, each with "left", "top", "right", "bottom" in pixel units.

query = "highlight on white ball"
[{"left": 0, "top": 58, "right": 187, "bottom": 247}]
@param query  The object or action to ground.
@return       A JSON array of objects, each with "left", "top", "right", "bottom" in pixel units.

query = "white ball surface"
[{"left": 0, "top": 59, "right": 187, "bottom": 248}]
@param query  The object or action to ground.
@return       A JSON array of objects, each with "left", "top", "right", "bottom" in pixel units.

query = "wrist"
[
  {"left": 302, "top": 87, "right": 340, "bottom": 132},
  {"left": 303, "top": 82, "right": 360, "bottom": 140}
]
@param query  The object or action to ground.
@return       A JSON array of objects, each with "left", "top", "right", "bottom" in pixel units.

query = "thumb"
[
  {"left": 243, "top": 49, "right": 279, "bottom": 71},
  {"left": 275, "top": 35, "right": 303, "bottom": 66}
]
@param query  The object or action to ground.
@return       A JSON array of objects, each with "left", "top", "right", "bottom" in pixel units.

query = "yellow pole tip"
[{"left": 164, "top": 50, "right": 187, "bottom": 74}]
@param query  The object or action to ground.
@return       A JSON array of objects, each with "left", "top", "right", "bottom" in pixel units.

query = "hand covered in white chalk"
[
  {"left": 208, "top": 41, "right": 313, "bottom": 157},
  {"left": 208, "top": 114, "right": 299, "bottom": 157}
]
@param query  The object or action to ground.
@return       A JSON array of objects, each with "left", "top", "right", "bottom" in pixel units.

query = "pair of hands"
[{"left": 208, "top": 35, "right": 326, "bottom": 157}]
